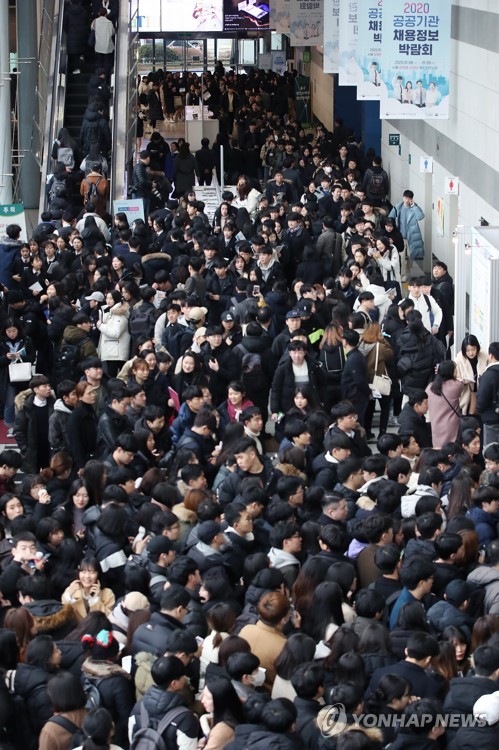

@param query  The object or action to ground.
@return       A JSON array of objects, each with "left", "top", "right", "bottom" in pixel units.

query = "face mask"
[{"left": 251, "top": 667, "right": 266, "bottom": 688}]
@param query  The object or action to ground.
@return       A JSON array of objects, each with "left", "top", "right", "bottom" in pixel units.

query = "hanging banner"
[
  {"left": 0, "top": 204, "right": 28, "bottom": 242},
  {"left": 323, "top": 0, "right": 340, "bottom": 73},
  {"left": 112, "top": 198, "right": 145, "bottom": 223},
  {"left": 379, "top": 0, "right": 451, "bottom": 119},
  {"left": 271, "top": 50, "right": 288, "bottom": 75},
  {"left": 356, "top": 0, "right": 386, "bottom": 100},
  {"left": 295, "top": 75, "right": 311, "bottom": 124},
  {"left": 289, "top": 0, "right": 323, "bottom": 46},
  {"left": 338, "top": 0, "right": 362, "bottom": 85},
  {"left": 274, "top": 0, "right": 291, "bottom": 33}
]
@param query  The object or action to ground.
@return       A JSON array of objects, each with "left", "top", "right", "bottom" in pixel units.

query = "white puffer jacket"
[{"left": 97, "top": 303, "right": 131, "bottom": 361}]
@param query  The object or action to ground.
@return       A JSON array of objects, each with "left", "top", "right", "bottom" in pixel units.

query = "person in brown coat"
[
  {"left": 38, "top": 671, "right": 87, "bottom": 750},
  {"left": 359, "top": 322, "right": 394, "bottom": 437},
  {"left": 239, "top": 591, "right": 290, "bottom": 692},
  {"left": 80, "top": 162, "right": 109, "bottom": 218}
]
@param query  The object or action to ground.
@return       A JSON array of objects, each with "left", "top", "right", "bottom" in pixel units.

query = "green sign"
[
  {"left": 303, "top": 48, "right": 311, "bottom": 63},
  {"left": 389, "top": 134, "right": 400, "bottom": 146}
]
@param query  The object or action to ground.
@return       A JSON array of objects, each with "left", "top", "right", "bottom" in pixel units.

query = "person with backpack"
[
  {"left": 129, "top": 654, "right": 199, "bottom": 750},
  {"left": 129, "top": 287, "right": 158, "bottom": 347},
  {"left": 51, "top": 127, "right": 79, "bottom": 171},
  {"left": 80, "top": 629, "right": 134, "bottom": 749},
  {"left": 56, "top": 312, "right": 98, "bottom": 383},
  {"left": 362, "top": 155, "right": 389, "bottom": 207},
  {"left": 406, "top": 277, "right": 443, "bottom": 334},
  {"left": 38, "top": 671, "right": 88, "bottom": 750},
  {"left": 80, "top": 163, "right": 108, "bottom": 219}
]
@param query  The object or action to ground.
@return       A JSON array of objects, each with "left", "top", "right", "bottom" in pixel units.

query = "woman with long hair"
[
  {"left": 200, "top": 676, "right": 244, "bottom": 750},
  {"left": 97, "top": 290, "right": 131, "bottom": 378},
  {"left": 372, "top": 235, "right": 401, "bottom": 297},
  {"left": 318, "top": 322, "right": 345, "bottom": 411},
  {"left": 455, "top": 334, "right": 487, "bottom": 415},
  {"left": 301, "top": 581, "right": 345, "bottom": 643},
  {"left": 359, "top": 322, "right": 394, "bottom": 437},
  {"left": 272, "top": 633, "right": 316, "bottom": 700},
  {"left": 233, "top": 175, "right": 261, "bottom": 220},
  {"left": 292, "top": 556, "right": 330, "bottom": 621},
  {"left": 64, "top": 478, "right": 95, "bottom": 539},
  {"left": 446, "top": 471, "right": 476, "bottom": 520},
  {"left": 0, "top": 317, "right": 36, "bottom": 434},
  {"left": 173, "top": 141, "right": 196, "bottom": 197},
  {"left": 4, "top": 606, "right": 37, "bottom": 662},
  {"left": 427, "top": 360, "right": 464, "bottom": 448},
  {"left": 67, "top": 382, "right": 99, "bottom": 471},
  {"left": 200, "top": 603, "right": 236, "bottom": 685}
]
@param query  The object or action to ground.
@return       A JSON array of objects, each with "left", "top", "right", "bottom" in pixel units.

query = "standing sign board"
[{"left": 0, "top": 204, "right": 28, "bottom": 241}]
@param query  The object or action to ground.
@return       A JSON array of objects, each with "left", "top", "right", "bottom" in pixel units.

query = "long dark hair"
[
  {"left": 301, "top": 581, "right": 345, "bottom": 641},
  {"left": 461, "top": 334, "right": 480, "bottom": 358},
  {"left": 206, "top": 676, "right": 244, "bottom": 727},
  {"left": 430, "top": 360, "right": 456, "bottom": 396}
]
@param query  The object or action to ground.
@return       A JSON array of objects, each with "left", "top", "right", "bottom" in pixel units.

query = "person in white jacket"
[
  {"left": 373, "top": 236, "right": 401, "bottom": 289},
  {"left": 97, "top": 291, "right": 131, "bottom": 377},
  {"left": 407, "top": 277, "right": 442, "bottom": 334}
]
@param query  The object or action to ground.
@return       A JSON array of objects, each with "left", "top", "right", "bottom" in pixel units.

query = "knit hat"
[
  {"left": 473, "top": 691, "right": 499, "bottom": 725},
  {"left": 81, "top": 629, "right": 120, "bottom": 661}
]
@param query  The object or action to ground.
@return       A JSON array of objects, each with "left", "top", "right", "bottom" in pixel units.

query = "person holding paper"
[{"left": 20, "top": 255, "right": 47, "bottom": 300}]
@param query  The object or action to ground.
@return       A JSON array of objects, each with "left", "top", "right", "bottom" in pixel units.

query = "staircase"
[{"left": 63, "top": 60, "right": 95, "bottom": 144}]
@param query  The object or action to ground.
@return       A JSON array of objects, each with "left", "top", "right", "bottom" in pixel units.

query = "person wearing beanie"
[
  {"left": 341, "top": 328, "right": 370, "bottom": 427},
  {"left": 80, "top": 629, "right": 134, "bottom": 748},
  {"left": 449, "top": 691, "right": 499, "bottom": 750}
]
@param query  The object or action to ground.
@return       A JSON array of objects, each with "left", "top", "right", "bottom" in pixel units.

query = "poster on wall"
[
  {"left": 274, "top": 0, "right": 290, "bottom": 32},
  {"left": 271, "top": 50, "right": 288, "bottom": 75},
  {"left": 0, "top": 204, "right": 28, "bottom": 242},
  {"left": 436, "top": 196, "right": 444, "bottom": 237},
  {"left": 338, "top": 0, "right": 362, "bottom": 86},
  {"left": 356, "top": 0, "right": 386, "bottom": 100},
  {"left": 289, "top": 0, "right": 323, "bottom": 46},
  {"left": 379, "top": 0, "right": 451, "bottom": 119},
  {"left": 295, "top": 75, "right": 311, "bottom": 124},
  {"left": 323, "top": 0, "right": 340, "bottom": 73}
]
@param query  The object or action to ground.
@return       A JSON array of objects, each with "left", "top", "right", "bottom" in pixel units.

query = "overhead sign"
[
  {"left": 445, "top": 176, "right": 459, "bottom": 195},
  {"left": 420, "top": 156, "right": 433, "bottom": 173},
  {"left": 323, "top": 0, "right": 340, "bottom": 73}
]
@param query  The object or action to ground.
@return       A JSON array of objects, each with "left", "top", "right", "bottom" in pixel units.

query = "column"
[
  {"left": 17, "top": 0, "right": 40, "bottom": 208},
  {"left": 0, "top": 2, "right": 12, "bottom": 204}
]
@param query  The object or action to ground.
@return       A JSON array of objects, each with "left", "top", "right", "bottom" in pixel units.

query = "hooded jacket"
[
  {"left": 267, "top": 547, "right": 300, "bottom": 589},
  {"left": 24, "top": 600, "right": 76, "bottom": 639},
  {"left": 62, "top": 324, "right": 97, "bottom": 360},
  {"left": 218, "top": 455, "right": 283, "bottom": 508},
  {"left": 48, "top": 398, "right": 73, "bottom": 455},
  {"left": 467, "top": 565, "right": 499, "bottom": 614},
  {"left": 397, "top": 327, "right": 445, "bottom": 396},
  {"left": 129, "top": 685, "right": 199, "bottom": 750},
  {"left": 443, "top": 674, "right": 499, "bottom": 740},
  {"left": 465, "top": 506, "right": 499, "bottom": 546},
  {"left": 81, "top": 658, "right": 134, "bottom": 747},
  {"left": 97, "top": 302, "right": 131, "bottom": 361}
]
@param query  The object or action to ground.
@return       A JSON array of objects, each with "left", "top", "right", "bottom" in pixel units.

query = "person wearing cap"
[
  {"left": 448, "top": 691, "right": 499, "bottom": 750},
  {"left": 270, "top": 340, "right": 323, "bottom": 419},
  {"left": 79, "top": 162, "right": 108, "bottom": 218},
  {"left": 147, "top": 536, "right": 177, "bottom": 604},
  {"left": 81, "top": 356, "right": 105, "bottom": 414},
  {"left": 108, "top": 591, "right": 150, "bottom": 646},
  {"left": 177, "top": 306, "right": 208, "bottom": 356},
  {"left": 220, "top": 310, "right": 242, "bottom": 348},
  {"left": 271, "top": 309, "right": 303, "bottom": 359},
  {"left": 341, "top": 328, "right": 370, "bottom": 427},
  {"left": 129, "top": 655, "right": 199, "bottom": 748},
  {"left": 427, "top": 578, "right": 473, "bottom": 638}
]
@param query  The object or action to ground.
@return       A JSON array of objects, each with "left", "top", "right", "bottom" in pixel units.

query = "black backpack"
[
  {"left": 130, "top": 304, "right": 156, "bottom": 340},
  {"left": 367, "top": 171, "right": 386, "bottom": 198},
  {"left": 130, "top": 703, "right": 192, "bottom": 750},
  {"left": 84, "top": 176, "right": 102, "bottom": 206},
  {"left": 48, "top": 176, "right": 67, "bottom": 202},
  {"left": 53, "top": 337, "right": 91, "bottom": 382},
  {"left": 237, "top": 344, "right": 266, "bottom": 391},
  {"left": 83, "top": 122, "right": 99, "bottom": 151},
  {"left": 47, "top": 716, "right": 85, "bottom": 749}
]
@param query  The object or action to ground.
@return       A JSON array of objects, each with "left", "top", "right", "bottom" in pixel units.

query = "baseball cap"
[
  {"left": 445, "top": 580, "right": 471, "bottom": 607},
  {"left": 188, "top": 306, "right": 208, "bottom": 322},
  {"left": 221, "top": 311, "right": 235, "bottom": 322},
  {"left": 296, "top": 300, "right": 313, "bottom": 315},
  {"left": 121, "top": 592, "right": 150, "bottom": 613},
  {"left": 85, "top": 291, "right": 105, "bottom": 302},
  {"left": 286, "top": 309, "right": 302, "bottom": 320},
  {"left": 197, "top": 521, "right": 223, "bottom": 544},
  {"left": 147, "top": 536, "right": 174, "bottom": 558},
  {"left": 473, "top": 692, "right": 499, "bottom": 725}
]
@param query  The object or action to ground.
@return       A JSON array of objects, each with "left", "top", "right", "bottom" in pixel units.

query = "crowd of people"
[{"left": 3, "top": 4, "right": 499, "bottom": 750}]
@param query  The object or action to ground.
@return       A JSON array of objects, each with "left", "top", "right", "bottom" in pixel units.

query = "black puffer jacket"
[
  {"left": 270, "top": 354, "right": 323, "bottom": 413},
  {"left": 81, "top": 658, "right": 135, "bottom": 748},
  {"left": 397, "top": 328, "right": 445, "bottom": 396},
  {"left": 13, "top": 664, "right": 53, "bottom": 736}
]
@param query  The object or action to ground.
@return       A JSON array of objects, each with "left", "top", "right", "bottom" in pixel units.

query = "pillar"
[{"left": 17, "top": 0, "right": 40, "bottom": 208}]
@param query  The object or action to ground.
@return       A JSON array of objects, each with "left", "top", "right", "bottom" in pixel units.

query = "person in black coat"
[
  {"left": 131, "top": 586, "right": 191, "bottom": 656},
  {"left": 270, "top": 340, "right": 323, "bottom": 418},
  {"left": 66, "top": 382, "right": 99, "bottom": 470},
  {"left": 195, "top": 138, "right": 217, "bottom": 186},
  {"left": 397, "top": 390, "right": 432, "bottom": 448},
  {"left": 64, "top": 0, "right": 89, "bottom": 75},
  {"left": 340, "top": 329, "right": 371, "bottom": 427}
]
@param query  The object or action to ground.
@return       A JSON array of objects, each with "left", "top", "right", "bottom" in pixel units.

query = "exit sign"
[{"left": 389, "top": 134, "right": 400, "bottom": 146}]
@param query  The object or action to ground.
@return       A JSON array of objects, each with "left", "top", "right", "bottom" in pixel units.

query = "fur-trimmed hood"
[
  {"left": 81, "top": 657, "right": 131, "bottom": 680},
  {"left": 25, "top": 601, "right": 76, "bottom": 634}
]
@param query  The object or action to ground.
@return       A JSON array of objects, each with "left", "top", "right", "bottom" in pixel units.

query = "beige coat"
[
  {"left": 239, "top": 620, "right": 286, "bottom": 691},
  {"left": 455, "top": 350, "right": 488, "bottom": 414},
  {"left": 61, "top": 584, "right": 115, "bottom": 622}
]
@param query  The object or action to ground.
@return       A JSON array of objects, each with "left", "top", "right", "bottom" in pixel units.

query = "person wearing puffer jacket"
[
  {"left": 96, "top": 291, "right": 131, "bottom": 378},
  {"left": 397, "top": 311, "right": 445, "bottom": 397}
]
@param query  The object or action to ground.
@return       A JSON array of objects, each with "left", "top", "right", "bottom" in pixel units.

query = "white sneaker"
[
  {"left": 73, "top": 69, "right": 81, "bottom": 75},
  {"left": 6, "top": 428, "right": 14, "bottom": 438}
]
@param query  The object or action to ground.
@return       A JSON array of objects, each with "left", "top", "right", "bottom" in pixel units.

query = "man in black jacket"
[
  {"left": 397, "top": 389, "right": 432, "bottom": 448},
  {"left": 96, "top": 385, "right": 132, "bottom": 459},
  {"left": 131, "top": 150, "right": 153, "bottom": 215},
  {"left": 340, "top": 329, "right": 370, "bottom": 427},
  {"left": 131, "top": 586, "right": 190, "bottom": 656},
  {"left": 218, "top": 437, "right": 283, "bottom": 508},
  {"left": 292, "top": 662, "right": 324, "bottom": 750},
  {"left": 195, "top": 138, "right": 216, "bottom": 186},
  {"left": 477, "top": 341, "right": 499, "bottom": 446}
]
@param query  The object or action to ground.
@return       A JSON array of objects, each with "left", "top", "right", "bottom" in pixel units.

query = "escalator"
[{"left": 63, "top": 62, "right": 95, "bottom": 144}]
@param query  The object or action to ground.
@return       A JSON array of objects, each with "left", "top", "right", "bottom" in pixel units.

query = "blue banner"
[{"left": 379, "top": 0, "right": 451, "bottom": 119}]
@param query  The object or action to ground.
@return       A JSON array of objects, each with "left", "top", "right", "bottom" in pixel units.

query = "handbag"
[
  {"left": 8, "top": 358, "right": 32, "bottom": 382},
  {"left": 370, "top": 343, "right": 392, "bottom": 396}
]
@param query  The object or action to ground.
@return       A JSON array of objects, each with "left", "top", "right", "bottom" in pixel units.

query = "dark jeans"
[{"left": 364, "top": 395, "right": 391, "bottom": 435}]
